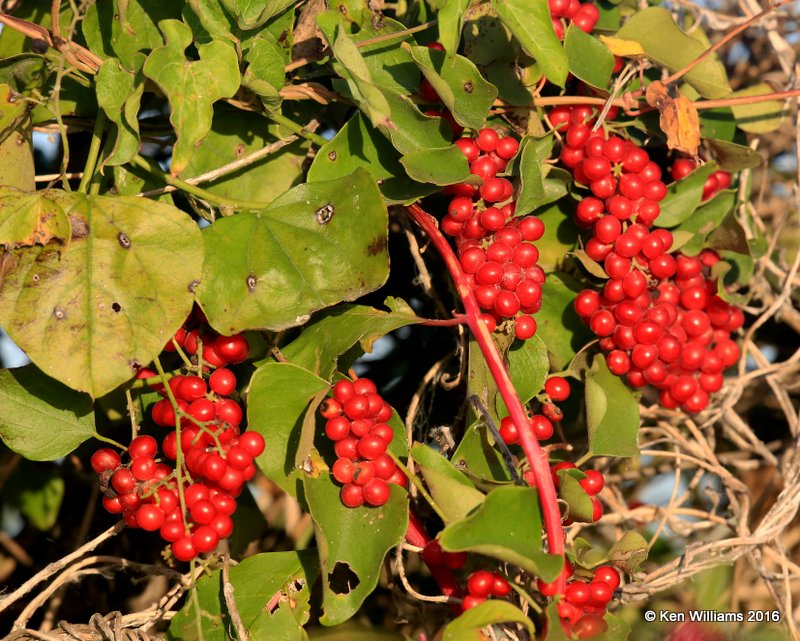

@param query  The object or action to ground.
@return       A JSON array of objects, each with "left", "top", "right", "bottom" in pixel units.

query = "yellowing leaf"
[
  {"left": 645, "top": 81, "right": 701, "bottom": 157},
  {"left": 599, "top": 35, "right": 645, "bottom": 57},
  {"left": 0, "top": 188, "right": 70, "bottom": 248}
]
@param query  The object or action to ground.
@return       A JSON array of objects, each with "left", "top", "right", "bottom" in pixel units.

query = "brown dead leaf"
[
  {"left": 645, "top": 80, "right": 701, "bottom": 157},
  {"left": 292, "top": 0, "right": 328, "bottom": 63}
]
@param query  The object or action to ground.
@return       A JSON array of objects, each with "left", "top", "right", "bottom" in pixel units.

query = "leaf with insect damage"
[{"left": 645, "top": 81, "right": 701, "bottom": 157}]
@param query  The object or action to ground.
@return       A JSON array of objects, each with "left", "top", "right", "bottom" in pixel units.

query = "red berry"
[
  {"left": 514, "top": 315, "right": 537, "bottom": 340},
  {"left": 192, "top": 525, "right": 220, "bottom": 553},
  {"left": 363, "top": 478, "right": 391, "bottom": 506},
  {"left": 467, "top": 570, "right": 495, "bottom": 598},
  {"left": 579, "top": 469, "right": 605, "bottom": 495},
  {"left": 565, "top": 581, "right": 591, "bottom": 606},
  {"left": 476, "top": 128, "right": 500, "bottom": 152},
  {"left": 544, "top": 377, "right": 570, "bottom": 401},
  {"left": 91, "top": 448, "right": 121, "bottom": 473},
  {"left": 111, "top": 468, "right": 136, "bottom": 494},
  {"left": 593, "top": 565, "right": 621, "bottom": 591},
  {"left": 357, "top": 434, "right": 388, "bottom": 460},
  {"left": 340, "top": 483, "right": 364, "bottom": 508},
  {"left": 215, "top": 398, "right": 243, "bottom": 426},
  {"left": 239, "top": 431, "right": 265, "bottom": 457},
  {"left": 530, "top": 414, "right": 554, "bottom": 440},
  {"left": 172, "top": 537, "right": 198, "bottom": 562}
]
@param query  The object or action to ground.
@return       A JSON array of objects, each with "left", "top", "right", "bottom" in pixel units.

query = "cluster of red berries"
[
  {"left": 498, "top": 376, "right": 571, "bottom": 447},
  {"left": 320, "top": 378, "right": 408, "bottom": 508},
  {"left": 670, "top": 158, "right": 732, "bottom": 201},
  {"left": 461, "top": 569, "right": 512, "bottom": 611},
  {"left": 91, "top": 315, "right": 265, "bottom": 562},
  {"left": 551, "top": 105, "right": 743, "bottom": 413},
  {"left": 574, "top": 253, "right": 743, "bottom": 413},
  {"left": 421, "top": 539, "right": 468, "bottom": 571},
  {"left": 541, "top": 563, "right": 620, "bottom": 638},
  {"left": 441, "top": 130, "right": 546, "bottom": 339},
  {"left": 552, "top": 461, "right": 605, "bottom": 523},
  {"left": 548, "top": 0, "right": 599, "bottom": 39}
]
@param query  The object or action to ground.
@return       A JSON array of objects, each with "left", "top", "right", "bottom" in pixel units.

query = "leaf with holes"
[
  {"left": 197, "top": 169, "right": 388, "bottom": 334},
  {"left": 584, "top": 353, "right": 639, "bottom": 458},
  {"left": 0, "top": 192, "right": 202, "bottom": 397},
  {"left": 143, "top": 20, "right": 240, "bottom": 176},
  {"left": 439, "top": 486, "right": 563, "bottom": 580},
  {"left": 441, "top": 601, "right": 535, "bottom": 640},
  {"left": 0, "top": 366, "right": 96, "bottom": 460},
  {"left": 304, "top": 472, "right": 408, "bottom": 626},
  {"left": 167, "top": 550, "right": 318, "bottom": 641},
  {"left": 247, "top": 362, "right": 330, "bottom": 498},
  {"left": 0, "top": 187, "right": 70, "bottom": 248},
  {"left": 405, "top": 44, "right": 497, "bottom": 130}
]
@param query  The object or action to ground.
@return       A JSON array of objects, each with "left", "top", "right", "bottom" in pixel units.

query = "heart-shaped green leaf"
[
  {"left": 197, "top": 168, "right": 389, "bottom": 334},
  {"left": 0, "top": 365, "right": 96, "bottom": 460},
  {"left": 439, "top": 485, "right": 563, "bottom": 580}
]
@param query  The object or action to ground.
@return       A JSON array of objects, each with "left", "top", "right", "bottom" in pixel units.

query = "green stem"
[
  {"left": 573, "top": 451, "right": 593, "bottom": 468},
  {"left": 91, "top": 431, "right": 127, "bottom": 451},
  {"left": 131, "top": 155, "right": 270, "bottom": 210},
  {"left": 388, "top": 451, "right": 448, "bottom": 523},
  {"left": 154, "top": 356, "right": 190, "bottom": 522},
  {"left": 77, "top": 111, "right": 106, "bottom": 193},
  {"left": 267, "top": 112, "right": 328, "bottom": 147}
]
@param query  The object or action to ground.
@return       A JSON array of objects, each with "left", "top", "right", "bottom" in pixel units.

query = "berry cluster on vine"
[
  {"left": 552, "top": 104, "right": 743, "bottom": 413},
  {"left": 461, "top": 569, "right": 512, "bottom": 611},
  {"left": 441, "top": 130, "right": 546, "bottom": 339},
  {"left": 498, "top": 376, "right": 572, "bottom": 447},
  {"left": 91, "top": 316, "right": 264, "bottom": 562},
  {"left": 548, "top": 0, "right": 600, "bottom": 39},
  {"left": 320, "top": 378, "right": 408, "bottom": 508}
]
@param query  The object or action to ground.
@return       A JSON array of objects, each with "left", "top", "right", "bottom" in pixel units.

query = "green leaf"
[
  {"left": 309, "top": 112, "right": 403, "bottom": 184},
  {"left": 83, "top": 1, "right": 183, "bottom": 70},
  {"left": 183, "top": 0, "right": 238, "bottom": 41},
  {"left": 614, "top": 8, "right": 731, "bottom": 99},
  {"left": 143, "top": 20, "right": 240, "bottom": 176},
  {"left": 706, "top": 139, "right": 763, "bottom": 171},
  {"left": 280, "top": 300, "right": 422, "bottom": 380},
  {"left": 406, "top": 44, "right": 498, "bottom": 130},
  {"left": 410, "top": 443, "right": 485, "bottom": 522},
  {"left": 220, "top": 0, "right": 294, "bottom": 30},
  {"left": 729, "top": 83, "right": 788, "bottom": 134},
  {"left": 441, "top": 601, "right": 535, "bottom": 640},
  {"left": 181, "top": 108, "right": 307, "bottom": 206},
  {"left": 247, "top": 362, "right": 330, "bottom": 498},
  {"left": 543, "top": 602, "right": 570, "bottom": 641},
  {"left": 574, "top": 248, "right": 610, "bottom": 279},
  {"left": 241, "top": 34, "right": 286, "bottom": 109},
  {"left": 452, "top": 421, "right": 513, "bottom": 483},
  {"left": 490, "top": 0, "right": 568, "bottom": 87},
  {"left": 584, "top": 354, "right": 639, "bottom": 458},
  {"left": 0, "top": 192, "right": 202, "bottom": 397},
  {"left": 0, "top": 85, "right": 33, "bottom": 192},
  {"left": 536, "top": 272, "right": 592, "bottom": 369},
  {"left": 438, "top": 0, "right": 470, "bottom": 57},
  {"left": 607, "top": 531, "right": 648, "bottom": 573},
  {"left": 229, "top": 484, "right": 268, "bottom": 558},
  {"left": 400, "top": 145, "right": 470, "bottom": 185},
  {"left": 7, "top": 462, "right": 64, "bottom": 530},
  {"left": 0, "top": 366, "right": 95, "bottom": 461},
  {"left": 516, "top": 139, "right": 546, "bottom": 215},
  {"left": 305, "top": 472, "right": 408, "bottom": 626},
  {"left": 197, "top": 169, "right": 389, "bottom": 334},
  {"left": 557, "top": 471, "right": 594, "bottom": 522},
  {"left": 168, "top": 550, "right": 318, "bottom": 641},
  {"left": 0, "top": 186, "right": 70, "bottom": 248},
  {"left": 670, "top": 191, "right": 736, "bottom": 255},
  {"left": 439, "top": 486, "right": 563, "bottom": 580},
  {"left": 95, "top": 58, "right": 144, "bottom": 167},
  {"left": 322, "top": 18, "right": 393, "bottom": 128},
  {"left": 602, "top": 613, "right": 632, "bottom": 641},
  {"left": 379, "top": 90, "right": 452, "bottom": 154},
  {"left": 534, "top": 200, "right": 579, "bottom": 272},
  {"left": 655, "top": 163, "right": 718, "bottom": 227},
  {"left": 564, "top": 24, "right": 614, "bottom": 89},
  {"left": 573, "top": 537, "right": 608, "bottom": 568},
  {"left": 497, "top": 335, "right": 549, "bottom": 416}
]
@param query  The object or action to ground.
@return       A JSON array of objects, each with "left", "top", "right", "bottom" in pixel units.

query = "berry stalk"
[{"left": 406, "top": 203, "right": 566, "bottom": 589}]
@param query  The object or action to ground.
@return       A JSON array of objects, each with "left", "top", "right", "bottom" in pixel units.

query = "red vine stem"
[
  {"left": 406, "top": 511, "right": 462, "bottom": 603},
  {"left": 405, "top": 203, "right": 566, "bottom": 591}
]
